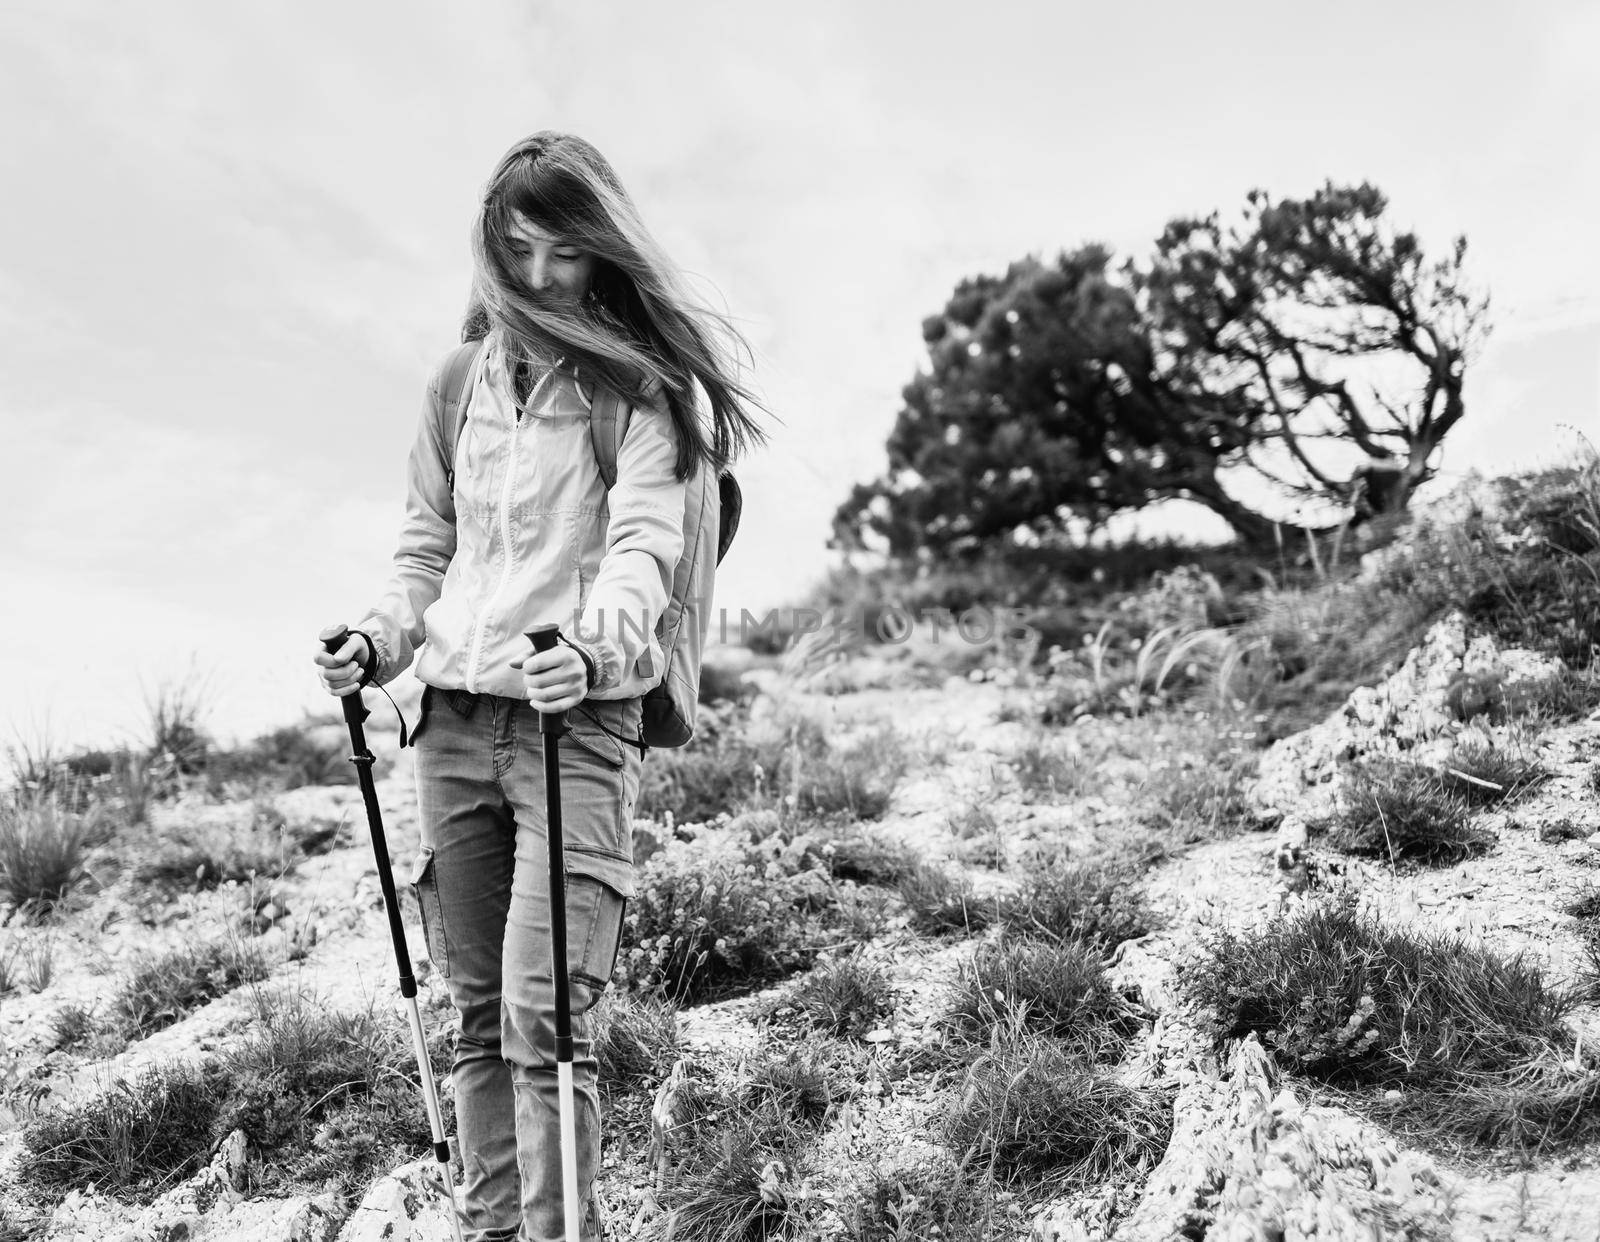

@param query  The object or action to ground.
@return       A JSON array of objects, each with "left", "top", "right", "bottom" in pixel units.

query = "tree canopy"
[{"left": 834, "top": 181, "right": 1489, "bottom": 559}]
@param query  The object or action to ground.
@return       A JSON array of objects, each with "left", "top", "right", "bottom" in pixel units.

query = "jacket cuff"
[{"left": 564, "top": 635, "right": 608, "bottom": 693}]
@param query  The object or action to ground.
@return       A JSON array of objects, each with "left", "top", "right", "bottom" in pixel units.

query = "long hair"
[{"left": 463, "top": 131, "right": 766, "bottom": 479}]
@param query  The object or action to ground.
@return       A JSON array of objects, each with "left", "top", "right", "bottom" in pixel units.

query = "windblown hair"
[{"left": 463, "top": 131, "right": 766, "bottom": 478}]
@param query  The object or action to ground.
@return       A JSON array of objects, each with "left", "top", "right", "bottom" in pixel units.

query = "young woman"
[{"left": 313, "top": 131, "right": 764, "bottom": 1242}]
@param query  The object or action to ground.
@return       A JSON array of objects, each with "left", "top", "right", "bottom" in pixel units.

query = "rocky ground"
[{"left": 3, "top": 611, "right": 1598, "bottom": 1241}]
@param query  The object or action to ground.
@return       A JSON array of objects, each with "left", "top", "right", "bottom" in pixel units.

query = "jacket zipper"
[{"left": 465, "top": 362, "right": 557, "bottom": 692}]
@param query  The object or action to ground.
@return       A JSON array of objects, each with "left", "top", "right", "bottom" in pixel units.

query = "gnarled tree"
[
  {"left": 1146, "top": 181, "right": 1489, "bottom": 518},
  {"left": 835, "top": 182, "right": 1489, "bottom": 559}
]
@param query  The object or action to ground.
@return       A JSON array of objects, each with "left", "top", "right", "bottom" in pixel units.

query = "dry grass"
[{"left": 0, "top": 792, "right": 103, "bottom": 917}]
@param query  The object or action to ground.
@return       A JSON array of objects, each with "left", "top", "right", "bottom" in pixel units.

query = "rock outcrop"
[
  {"left": 42, "top": 1130, "right": 339, "bottom": 1242},
  {"left": 1251, "top": 611, "right": 1566, "bottom": 823}
]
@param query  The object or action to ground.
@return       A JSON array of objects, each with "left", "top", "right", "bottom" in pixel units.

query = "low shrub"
[
  {"left": 134, "top": 802, "right": 299, "bottom": 890},
  {"left": 1000, "top": 860, "right": 1152, "bottom": 951},
  {"left": 1191, "top": 899, "right": 1573, "bottom": 1085},
  {"left": 820, "top": 828, "right": 919, "bottom": 888},
  {"left": 1316, "top": 760, "right": 1494, "bottom": 865},
  {"left": 619, "top": 832, "right": 859, "bottom": 1003},
  {"left": 210, "top": 987, "right": 451, "bottom": 1206},
  {"left": 764, "top": 952, "right": 894, "bottom": 1040},
  {"left": 204, "top": 724, "right": 357, "bottom": 794},
  {"left": 637, "top": 706, "right": 908, "bottom": 828},
  {"left": 944, "top": 1035, "right": 1170, "bottom": 1185},
  {"left": 698, "top": 662, "right": 753, "bottom": 705},
  {"left": 896, "top": 863, "right": 1000, "bottom": 937},
  {"left": 1370, "top": 466, "right": 1600, "bottom": 668}
]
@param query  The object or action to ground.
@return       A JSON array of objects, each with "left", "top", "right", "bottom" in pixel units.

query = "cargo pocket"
[
  {"left": 565, "top": 874, "right": 626, "bottom": 995},
  {"left": 408, "top": 846, "right": 450, "bottom": 978}
]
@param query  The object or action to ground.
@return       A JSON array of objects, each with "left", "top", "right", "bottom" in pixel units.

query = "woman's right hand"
[{"left": 314, "top": 630, "right": 372, "bottom": 698}]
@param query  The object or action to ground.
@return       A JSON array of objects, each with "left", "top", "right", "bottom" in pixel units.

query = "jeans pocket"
[
  {"left": 566, "top": 874, "right": 626, "bottom": 994},
  {"left": 408, "top": 846, "right": 451, "bottom": 978},
  {"left": 561, "top": 699, "right": 642, "bottom": 770}
]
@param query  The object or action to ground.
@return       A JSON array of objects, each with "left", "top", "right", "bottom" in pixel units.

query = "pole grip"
[
  {"left": 526, "top": 624, "right": 569, "bottom": 735},
  {"left": 319, "top": 622, "right": 369, "bottom": 728}
]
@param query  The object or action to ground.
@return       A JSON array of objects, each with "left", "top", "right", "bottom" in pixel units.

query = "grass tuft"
[
  {"left": 746, "top": 1046, "right": 851, "bottom": 1128},
  {"left": 658, "top": 1099, "right": 807, "bottom": 1242},
  {"left": 1317, "top": 760, "right": 1494, "bottom": 865},
  {"left": 21, "top": 1062, "right": 217, "bottom": 1201},
  {"left": 844, "top": 1159, "right": 1003, "bottom": 1242},
  {"left": 896, "top": 863, "right": 1000, "bottom": 937},
  {"left": 1439, "top": 743, "right": 1548, "bottom": 806},
  {"left": 593, "top": 990, "right": 682, "bottom": 1098},
  {"left": 0, "top": 793, "right": 101, "bottom": 916},
  {"left": 1011, "top": 736, "right": 1086, "bottom": 802},
  {"left": 1000, "top": 860, "right": 1152, "bottom": 950},
  {"left": 765, "top": 953, "right": 894, "bottom": 1040},
  {"left": 950, "top": 940, "right": 1137, "bottom": 1061},
  {"left": 943, "top": 1034, "right": 1170, "bottom": 1186},
  {"left": 1188, "top": 898, "right": 1598, "bottom": 1148},
  {"left": 100, "top": 936, "right": 271, "bottom": 1047}
]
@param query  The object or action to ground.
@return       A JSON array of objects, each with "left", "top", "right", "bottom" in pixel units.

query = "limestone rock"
[
  {"left": 1251, "top": 611, "right": 1565, "bottom": 823},
  {"left": 1109, "top": 1038, "right": 1452, "bottom": 1241},
  {"left": 336, "top": 1158, "right": 463, "bottom": 1242},
  {"left": 44, "top": 1130, "right": 339, "bottom": 1242}
]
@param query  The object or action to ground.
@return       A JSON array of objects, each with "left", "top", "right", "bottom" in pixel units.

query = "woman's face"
[{"left": 507, "top": 211, "right": 595, "bottom": 306}]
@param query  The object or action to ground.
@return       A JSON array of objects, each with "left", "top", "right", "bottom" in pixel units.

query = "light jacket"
[{"left": 357, "top": 331, "right": 689, "bottom": 701}]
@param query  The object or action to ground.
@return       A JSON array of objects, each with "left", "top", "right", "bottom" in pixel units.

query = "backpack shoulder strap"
[
  {"left": 588, "top": 383, "right": 634, "bottom": 489},
  {"left": 438, "top": 338, "right": 486, "bottom": 490}
]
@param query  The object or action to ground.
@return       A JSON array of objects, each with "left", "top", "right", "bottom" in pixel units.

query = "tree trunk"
[{"left": 1176, "top": 479, "right": 1335, "bottom": 548}]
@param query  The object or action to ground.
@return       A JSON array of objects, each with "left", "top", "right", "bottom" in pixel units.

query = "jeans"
[{"left": 409, "top": 685, "right": 644, "bottom": 1242}]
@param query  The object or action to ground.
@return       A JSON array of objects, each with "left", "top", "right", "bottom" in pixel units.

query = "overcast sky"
[{"left": 3, "top": 0, "right": 1596, "bottom": 750}]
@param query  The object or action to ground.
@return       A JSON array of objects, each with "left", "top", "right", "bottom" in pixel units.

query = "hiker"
[{"left": 313, "top": 130, "right": 764, "bottom": 1242}]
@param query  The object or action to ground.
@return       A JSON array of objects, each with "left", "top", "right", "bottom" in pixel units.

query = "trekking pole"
[
  {"left": 527, "top": 623, "right": 582, "bottom": 1242},
  {"left": 318, "top": 624, "right": 464, "bottom": 1242}
]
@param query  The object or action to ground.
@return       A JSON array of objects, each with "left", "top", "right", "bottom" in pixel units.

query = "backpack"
[{"left": 436, "top": 339, "right": 741, "bottom": 750}]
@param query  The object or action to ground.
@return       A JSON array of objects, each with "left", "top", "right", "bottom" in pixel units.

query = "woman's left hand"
[{"left": 511, "top": 644, "right": 589, "bottom": 714}]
